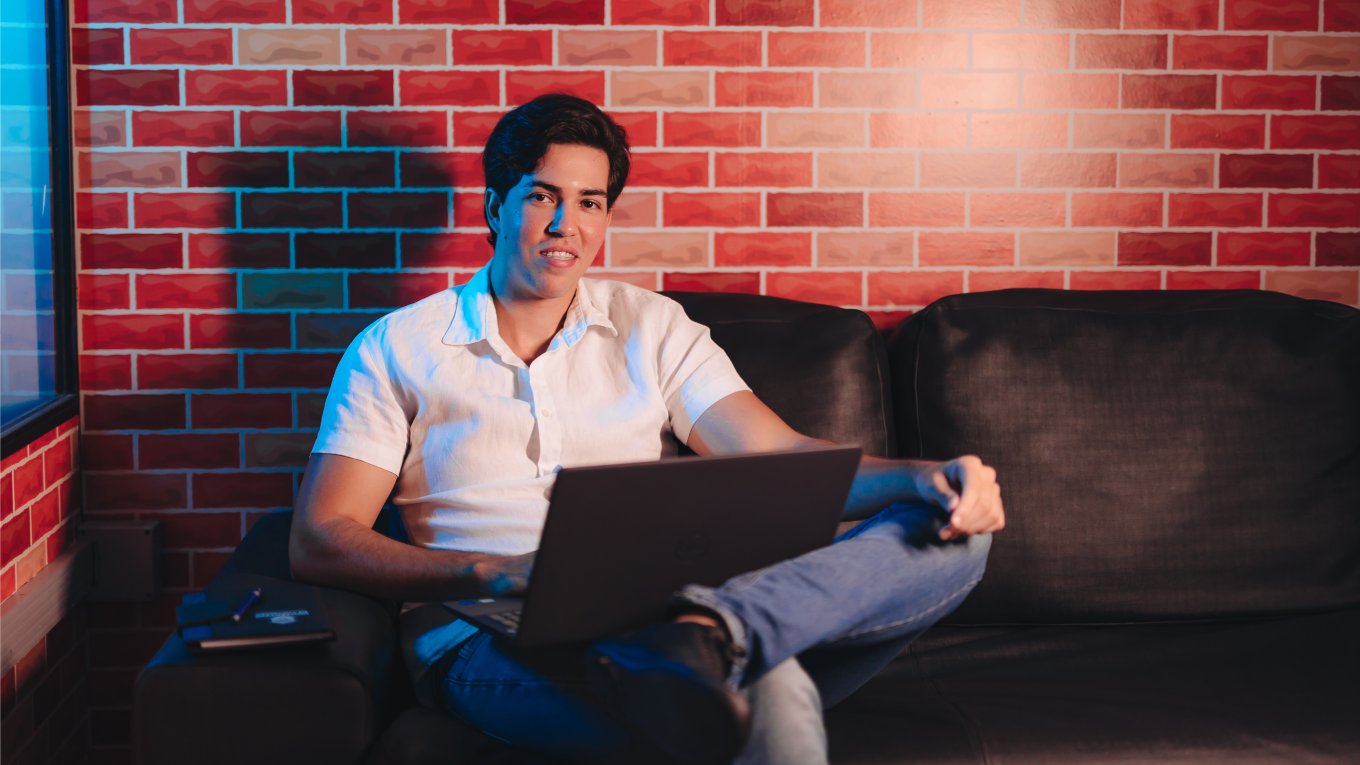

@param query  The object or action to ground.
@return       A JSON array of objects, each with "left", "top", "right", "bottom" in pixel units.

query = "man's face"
[{"left": 486, "top": 143, "right": 612, "bottom": 305}]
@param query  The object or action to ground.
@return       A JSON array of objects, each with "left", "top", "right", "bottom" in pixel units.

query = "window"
[{"left": 0, "top": 0, "right": 77, "bottom": 457}]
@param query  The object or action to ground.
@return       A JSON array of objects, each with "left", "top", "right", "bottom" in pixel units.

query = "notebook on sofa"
[{"left": 449, "top": 446, "right": 862, "bottom": 647}]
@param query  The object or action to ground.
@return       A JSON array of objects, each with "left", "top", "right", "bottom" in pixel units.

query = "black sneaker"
[{"left": 588, "top": 622, "right": 752, "bottom": 764}]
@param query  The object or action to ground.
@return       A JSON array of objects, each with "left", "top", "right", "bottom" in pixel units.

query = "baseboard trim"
[{"left": 1, "top": 540, "right": 92, "bottom": 674}]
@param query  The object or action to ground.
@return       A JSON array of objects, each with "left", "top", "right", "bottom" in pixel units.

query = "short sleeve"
[
  {"left": 311, "top": 323, "right": 410, "bottom": 475},
  {"left": 655, "top": 300, "right": 751, "bottom": 445}
]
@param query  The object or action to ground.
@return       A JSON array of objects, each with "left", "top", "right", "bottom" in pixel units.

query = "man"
[{"left": 291, "top": 94, "right": 1004, "bottom": 764}]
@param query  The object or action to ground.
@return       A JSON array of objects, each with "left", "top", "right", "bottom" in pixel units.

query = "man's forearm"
[{"left": 842, "top": 454, "right": 938, "bottom": 520}]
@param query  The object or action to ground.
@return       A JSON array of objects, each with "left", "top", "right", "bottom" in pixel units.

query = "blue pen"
[{"left": 230, "top": 588, "right": 262, "bottom": 623}]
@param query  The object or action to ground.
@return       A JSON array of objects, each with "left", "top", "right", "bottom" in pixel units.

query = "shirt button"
[{"left": 542, "top": 409, "right": 552, "bottom": 418}]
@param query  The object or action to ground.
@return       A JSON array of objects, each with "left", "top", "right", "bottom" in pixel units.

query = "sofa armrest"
[{"left": 134, "top": 513, "right": 402, "bottom": 765}]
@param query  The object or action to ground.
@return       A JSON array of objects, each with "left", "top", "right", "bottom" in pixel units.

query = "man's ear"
[{"left": 484, "top": 188, "right": 501, "bottom": 236}]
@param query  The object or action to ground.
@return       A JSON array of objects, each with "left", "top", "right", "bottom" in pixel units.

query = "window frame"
[{"left": 1, "top": 0, "right": 78, "bottom": 459}]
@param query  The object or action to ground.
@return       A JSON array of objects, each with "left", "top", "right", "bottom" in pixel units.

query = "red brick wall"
[
  {"left": 69, "top": 0, "right": 1359, "bottom": 758},
  {"left": 1, "top": 417, "right": 88, "bottom": 765}
]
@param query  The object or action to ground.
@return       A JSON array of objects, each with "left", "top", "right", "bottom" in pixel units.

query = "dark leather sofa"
[{"left": 134, "top": 288, "right": 1360, "bottom": 764}]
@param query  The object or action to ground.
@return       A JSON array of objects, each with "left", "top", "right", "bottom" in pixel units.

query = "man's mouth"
[{"left": 541, "top": 249, "right": 578, "bottom": 263}]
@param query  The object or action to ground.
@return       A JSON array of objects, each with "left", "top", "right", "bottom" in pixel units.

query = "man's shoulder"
[
  {"left": 353, "top": 286, "right": 460, "bottom": 347},
  {"left": 581, "top": 277, "right": 682, "bottom": 324}
]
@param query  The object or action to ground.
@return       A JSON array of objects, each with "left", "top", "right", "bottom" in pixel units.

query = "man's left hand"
[{"left": 914, "top": 455, "right": 1006, "bottom": 541}]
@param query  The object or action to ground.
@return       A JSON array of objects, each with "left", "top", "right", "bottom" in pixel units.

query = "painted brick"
[
  {"left": 1023, "top": 73, "right": 1120, "bottom": 108},
  {"left": 971, "top": 192, "right": 1067, "bottom": 227},
  {"left": 767, "top": 193, "right": 863, "bottom": 228},
  {"left": 191, "top": 393, "right": 292, "bottom": 428},
  {"left": 767, "top": 112, "right": 865, "bottom": 149},
  {"left": 1220, "top": 153, "right": 1314, "bottom": 188},
  {"left": 452, "top": 190, "right": 486, "bottom": 228},
  {"left": 916, "top": 232, "right": 1013, "bottom": 267},
  {"left": 73, "top": 28, "right": 127, "bottom": 66},
  {"left": 506, "top": 71, "right": 605, "bottom": 105},
  {"left": 921, "top": 73, "right": 1019, "bottom": 109},
  {"left": 714, "top": 152, "right": 812, "bottom": 188},
  {"left": 82, "top": 434, "right": 134, "bottom": 471},
  {"left": 80, "top": 354, "right": 134, "bottom": 390},
  {"left": 11, "top": 458, "right": 43, "bottom": 510},
  {"left": 922, "top": 153, "right": 1017, "bottom": 188},
  {"left": 349, "top": 28, "right": 446, "bottom": 66},
  {"left": 299, "top": 392, "right": 329, "bottom": 428},
  {"left": 664, "top": 31, "right": 761, "bottom": 67},
  {"left": 768, "top": 32, "right": 865, "bottom": 67},
  {"left": 78, "top": 274, "right": 131, "bottom": 310},
  {"left": 973, "top": 114, "right": 1068, "bottom": 149},
  {"left": 1274, "top": 35, "right": 1360, "bottom": 71},
  {"left": 1020, "top": 231, "right": 1117, "bottom": 266},
  {"left": 1125, "top": 0, "right": 1219, "bottom": 29},
  {"left": 294, "top": 70, "right": 394, "bottom": 107},
  {"left": 1318, "top": 233, "right": 1360, "bottom": 265},
  {"left": 399, "top": 151, "right": 476, "bottom": 188},
  {"left": 1272, "top": 115, "right": 1360, "bottom": 149},
  {"left": 74, "top": 109, "right": 128, "bottom": 148},
  {"left": 189, "top": 313, "right": 292, "bottom": 348},
  {"left": 1166, "top": 270, "right": 1261, "bottom": 290},
  {"left": 559, "top": 30, "right": 656, "bottom": 66},
  {"left": 140, "top": 512, "right": 241, "bottom": 549},
  {"left": 871, "top": 113, "right": 969, "bottom": 149},
  {"left": 245, "top": 432, "right": 317, "bottom": 468},
  {"left": 297, "top": 310, "right": 386, "bottom": 347},
  {"left": 922, "top": 0, "right": 1020, "bottom": 28},
  {"left": 241, "top": 193, "right": 343, "bottom": 229},
  {"left": 1170, "top": 115, "right": 1266, "bottom": 149},
  {"left": 972, "top": 271, "right": 1064, "bottom": 290},
  {"left": 133, "top": 110, "right": 234, "bottom": 147},
  {"left": 1227, "top": 0, "right": 1321, "bottom": 30},
  {"left": 297, "top": 233, "right": 396, "bottom": 268},
  {"left": 77, "top": 192, "right": 130, "bottom": 228},
  {"left": 136, "top": 272, "right": 235, "bottom": 311},
  {"left": 1122, "top": 74, "right": 1217, "bottom": 109},
  {"left": 83, "top": 393, "right": 185, "bottom": 431},
  {"left": 399, "top": 0, "right": 498, "bottom": 24},
  {"left": 1266, "top": 271, "right": 1360, "bottom": 304},
  {"left": 1320, "top": 155, "right": 1360, "bottom": 188},
  {"left": 974, "top": 33, "right": 1070, "bottom": 69},
  {"left": 1222, "top": 74, "right": 1318, "bottom": 109},
  {"left": 295, "top": 0, "right": 391, "bottom": 22},
  {"left": 766, "top": 272, "right": 862, "bottom": 305},
  {"left": 1070, "top": 270, "right": 1162, "bottom": 290},
  {"left": 1326, "top": 0, "right": 1360, "bottom": 30},
  {"left": 716, "top": 72, "right": 814, "bottom": 108},
  {"left": 77, "top": 0, "right": 176, "bottom": 23},
  {"left": 350, "top": 192, "right": 448, "bottom": 229},
  {"left": 240, "top": 272, "right": 343, "bottom": 309},
  {"left": 1021, "top": 153, "right": 1118, "bottom": 188},
  {"left": 869, "top": 32, "right": 968, "bottom": 69},
  {"left": 1118, "top": 153, "right": 1214, "bottom": 188},
  {"left": 609, "top": 232, "right": 707, "bottom": 267},
  {"left": 193, "top": 471, "right": 292, "bottom": 509},
  {"left": 241, "top": 111, "right": 342, "bottom": 147},
  {"left": 611, "top": 71, "right": 709, "bottom": 107},
  {"left": 1269, "top": 193, "right": 1360, "bottom": 227},
  {"left": 189, "top": 233, "right": 289, "bottom": 268},
  {"left": 1076, "top": 34, "right": 1168, "bottom": 69},
  {"left": 506, "top": 0, "right": 602, "bottom": 23},
  {"left": 1119, "top": 232, "right": 1212, "bottom": 265},
  {"left": 663, "top": 112, "right": 761, "bottom": 148},
  {"left": 187, "top": 70, "right": 288, "bottom": 107},
  {"left": 243, "top": 352, "right": 342, "bottom": 389},
  {"left": 135, "top": 192, "right": 234, "bottom": 229},
  {"left": 868, "top": 193, "right": 966, "bottom": 227},
  {"left": 239, "top": 28, "right": 341, "bottom": 65},
  {"left": 183, "top": 0, "right": 285, "bottom": 23},
  {"left": 1025, "top": 0, "right": 1121, "bottom": 28},
  {"left": 77, "top": 70, "right": 179, "bottom": 107},
  {"left": 187, "top": 151, "right": 289, "bottom": 188},
  {"left": 401, "top": 71, "right": 499, "bottom": 106},
  {"left": 1322, "top": 75, "right": 1360, "bottom": 109},
  {"left": 350, "top": 272, "right": 450, "bottom": 308},
  {"left": 609, "top": 192, "right": 657, "bottom": 227},
  {"left": 453, "top": 30, "right": 552, "bottom": 65},
  {"left": 630, "top": 152, "right": 708, "bottom": 187},
  {"left": 1073, "top": 113, "right": 1166, "bottom": 149},
  {"left": 137, "top": 352, "right": 238, "bottom": 390},
  {"left": 2, "top": 511, "right": 31, "bottom": 566},
  {"left": 1173, "top": 35, "right": 1269, "bottom": 70},
  {"left": 616, "top": 0, "right": 707, "bottom": 24},
  {"left": 1168, "top": 193, "right": 1263, "bottom": 227},
  {"left": 662, "top": 272, "right": 760, "bottom": 294},
  {"left": 716, "top": 0, "right": 813, "bottom": 26},
  {"left": 1218, "top": 232, "right": 1312, "bottom": 266},
  {"left": 348, "top": 111, "right": 448, "bottom": 148},
  {"left": 83, "top": 150, "right": 178, "bottom": 189},
  {"left": 664, "top": 192, "right": 761, "bottom": 227},
  {"left": 819, "top": 72, "right": 915, "bottom": 109},
  {"left": 82, "top": 314, "right": 183, "bottom": 350},
  {"left": 43, "top": 437, "right": 76, "bottom": 487},
  {"left": 819, "top": 152, "right": 916, "bottom": 188},
  {"left": 821, "top": 0, "right": 915, "bottom": 26},
  {"left": 80, "top": 233, "right": 181, "bottom": 269},
  {"left": 712, "top": 233, "right": 810, "bottom": 267},
  {"left": 868, "top": 271, "right": 964, "bottom": 307},
  {"left": 816, "top": 232, "right": 911, "bottom": 267},
  {"left": 130, "top": 28, "right": 232, "bottom": 65}
]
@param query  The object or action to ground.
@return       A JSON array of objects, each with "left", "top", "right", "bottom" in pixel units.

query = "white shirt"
[{"left": 312, "top": 265, "right": 750, "bottom": 555}]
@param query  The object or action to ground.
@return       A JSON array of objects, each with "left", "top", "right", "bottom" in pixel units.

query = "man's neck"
[{"left": 491, "top": 289, "right": 575, "bottom": 365}]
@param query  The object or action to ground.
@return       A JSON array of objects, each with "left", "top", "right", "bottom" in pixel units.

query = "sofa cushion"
[
  {"left": 890, "top": 289, "right": 1360, "bottom": 624},
  {"left": 665, "top": 291, "right": 895, "bottom": 457}
]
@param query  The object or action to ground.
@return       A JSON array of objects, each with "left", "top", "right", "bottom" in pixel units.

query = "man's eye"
[
  {"left": 582, "top": 199, "right": 601, "bottom": 210},
  {"left": 530, "top": 192, "right": 552, "bottom": 203}
]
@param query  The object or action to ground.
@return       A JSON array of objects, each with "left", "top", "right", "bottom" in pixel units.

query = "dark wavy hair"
[{"left": 482, "top": 94, "right": 631, "bottom": 243}]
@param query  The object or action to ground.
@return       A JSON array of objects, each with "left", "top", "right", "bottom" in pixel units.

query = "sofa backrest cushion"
[
  {"left": 664, "top": 291, "right": 895, "bottom": 458},
  {"left": 891, "top": 289, "right": 1360, "bottom": 624}
]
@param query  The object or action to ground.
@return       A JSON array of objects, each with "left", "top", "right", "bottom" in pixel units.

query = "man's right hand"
[{"left": 468, "top": 552, "right": 536, "bottom": 595}]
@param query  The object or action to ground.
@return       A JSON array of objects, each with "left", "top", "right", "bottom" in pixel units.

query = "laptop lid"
[{"left": 505, "top": 445, "right": 862, "bottom": 647}]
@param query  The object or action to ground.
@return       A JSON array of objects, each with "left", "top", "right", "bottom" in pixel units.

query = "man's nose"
[{"left": 548, "top": 204, "right": 575, "bottom": 235}]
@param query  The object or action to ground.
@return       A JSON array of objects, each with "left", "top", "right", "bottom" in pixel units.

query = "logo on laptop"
[{"left": 675, "top": 533, "right": 710, "bottom": 561}]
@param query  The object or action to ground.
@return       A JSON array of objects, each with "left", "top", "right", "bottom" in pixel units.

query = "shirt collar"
[{"left": 442, "top": 265, "right": 617, "bottom": 348}]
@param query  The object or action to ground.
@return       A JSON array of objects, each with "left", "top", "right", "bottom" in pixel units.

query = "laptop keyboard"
[{"left": 488, "top": 609, "right": 521, "bottom": 634}]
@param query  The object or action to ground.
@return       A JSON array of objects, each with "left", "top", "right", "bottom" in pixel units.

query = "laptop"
[{"left": 448, "top": 445, "right": 862, "bottom": 647}]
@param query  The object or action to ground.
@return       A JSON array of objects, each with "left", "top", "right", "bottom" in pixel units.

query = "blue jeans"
[{"left": 421, "top": 503, "right": 991, "bottom": 763}]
